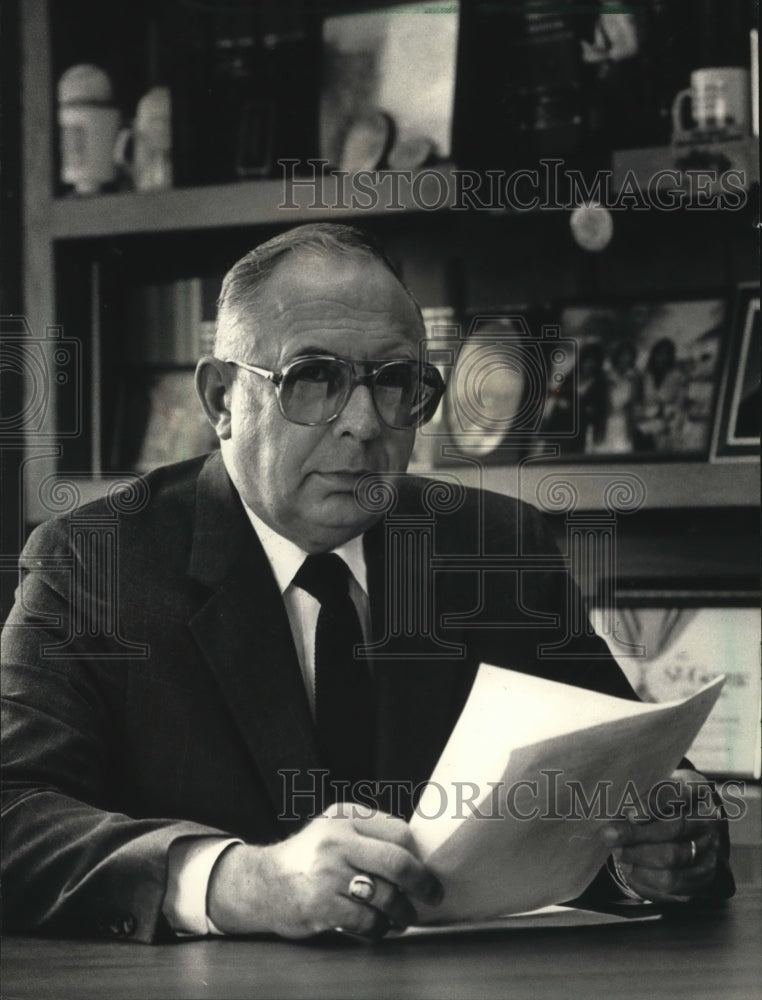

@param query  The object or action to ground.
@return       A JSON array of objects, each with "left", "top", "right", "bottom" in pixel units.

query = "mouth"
[
  {"left": 312, "top": 469, "right": 382, "bottom": 491},
  {"left": 316, "top": 469, "right": 373, "bottom": 482}
]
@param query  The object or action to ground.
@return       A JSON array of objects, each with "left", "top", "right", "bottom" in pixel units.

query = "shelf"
[
  {"left": 408, "top": 460, "right": 760, "bottom": 511},
  {"left": 51, "top": 143, "right": 760, "bottom": 242},
  {"left": 51, "top": 167, "right": 461, "bottom": 240}
]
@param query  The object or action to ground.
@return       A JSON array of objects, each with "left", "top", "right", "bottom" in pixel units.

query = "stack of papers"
[
  {"left": 394, "top": 903, "right": 661, "bottom": 938},
  {"left": 409, "top": 665, "right": 724, "bottom": 924}
]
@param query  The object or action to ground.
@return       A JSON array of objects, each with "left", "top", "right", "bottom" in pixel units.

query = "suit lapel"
[{"left": 188, "top": 455, "right": 320, "bottom": 822}]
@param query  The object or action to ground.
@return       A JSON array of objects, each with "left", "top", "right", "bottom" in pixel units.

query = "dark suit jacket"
[{"left": 0, "top": 453, "right": 722, "bottom": 942}]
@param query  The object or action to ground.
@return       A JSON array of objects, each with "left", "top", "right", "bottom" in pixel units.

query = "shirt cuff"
[
  {"left": 164, "top": 837, "right": 243, "bottom": 936},
  {"left": 606, "top": 854, "right": 645, "bottom": 901}
]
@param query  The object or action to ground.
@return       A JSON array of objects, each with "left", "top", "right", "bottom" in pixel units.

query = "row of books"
[{"left": 125, "top": 276, "right": 218, "bottom": 366}]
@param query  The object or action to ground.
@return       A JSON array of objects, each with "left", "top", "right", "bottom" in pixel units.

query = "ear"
[{"left": 195, "top": 356, "right": 234, "bottom": 440}]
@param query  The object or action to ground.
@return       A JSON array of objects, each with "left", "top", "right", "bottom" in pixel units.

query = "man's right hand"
[{"left": 206, "top": 803, "right": 443, "bottom": 939}]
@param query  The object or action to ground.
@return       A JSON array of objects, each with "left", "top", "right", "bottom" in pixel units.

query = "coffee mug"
[
  {"left": 672, "top": 67, "right": 751, "bottom": 141},
  {"left": 58, "top": 104, "right": 121, "bottom": 194},
  {"left": 114, "top": 87, "right": 172, "bottom": 192}
]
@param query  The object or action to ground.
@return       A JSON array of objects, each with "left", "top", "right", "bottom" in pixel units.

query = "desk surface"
[{"left": 3, "top": 887, "right": 761, "bottom": 1000}]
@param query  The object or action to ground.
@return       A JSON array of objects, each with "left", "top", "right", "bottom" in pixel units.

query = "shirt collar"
[{"left": 243, "top": 503, "right": 368, "bottom": 596}]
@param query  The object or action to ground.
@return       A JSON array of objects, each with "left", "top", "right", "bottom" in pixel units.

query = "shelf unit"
[
  {"left": 50, "top": 169, "right": 462, "bottom": 238},
  {"left": 17, "top": 0, "right": 760, "bottom": 587}
]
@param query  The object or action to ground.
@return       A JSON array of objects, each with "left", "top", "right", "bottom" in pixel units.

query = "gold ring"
[{"left": 348, "top": 873, "right": 376, "bottom": 902}]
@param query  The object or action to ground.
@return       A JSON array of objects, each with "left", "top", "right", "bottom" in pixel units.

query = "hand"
[
  {"left": 207, "top": 803, "right": 443, "bottom": 939},
  {"left": 601, "top": 768, "right": 728, "bottom": 903}
]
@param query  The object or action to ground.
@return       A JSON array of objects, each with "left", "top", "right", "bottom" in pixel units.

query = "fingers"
[
  {"left": 603, "top": 798, "right": 724, "bottom": 903},
  {"left": 342, "top": 873, "right": 417, "bottom": 931},
  {"left": 331, "top": 895, "right": 390, "bottom": 941},
  {"left": 601, "top": 808, "right": 719, "bottom": 847},
  {"left": 321, "top": 804, "right": 442, "bottom": 906},
  {"left": 322, "top": 803, "right": 422, "bottom": 858},
  {"left": 346, "top": 835, "right": 443, "bottom": 908},
  {"left": 612, "top": 829, "right": 717, "bottom": 871},
  {"left": 266, "top": 806, "right": 443, "bottom": 939},
  {"left": 352, "top": 811, "right": 421, "bottom": 856},
  {"left": 601, "top": 811, "right": 716, "bottom": 848},
  {"left": 613, "top": 848, "right": 718, "bottom": 902}
]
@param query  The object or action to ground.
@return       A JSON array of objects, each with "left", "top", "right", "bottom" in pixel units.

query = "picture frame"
[
  {"left": 410, "top": 305, "right": 539, "bottom": 469},
  {"left": 711, "top": 283, "right": 760, "bottom": 461},
  {"left": 590, "top": 586, "right": 761, "bottom": 779},
  {"left": 413, "top": 296, "right": 731, "bottom": 468},
  {"left": 110, "top": 366, "right": 218, "bottom": 474},
  {"left": 527, "top": 295, "right": 730, "bottom": 462}
]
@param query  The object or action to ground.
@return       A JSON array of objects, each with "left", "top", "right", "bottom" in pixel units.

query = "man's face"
[{"left": 220, "top": 252, "right": 424, "bottom": 552}]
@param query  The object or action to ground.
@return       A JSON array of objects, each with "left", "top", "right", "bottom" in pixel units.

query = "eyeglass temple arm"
[{"left": 221, "top": 359, "right": 281, "bottom": 385}]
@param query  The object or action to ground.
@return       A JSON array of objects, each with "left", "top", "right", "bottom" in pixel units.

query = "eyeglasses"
[{"left": 222, "top": 354, "right": 445, "bottom": 429}]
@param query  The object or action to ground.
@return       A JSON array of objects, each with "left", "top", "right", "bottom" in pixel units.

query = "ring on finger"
[{"left": 348, "top": 873, "right": 377, "bottom": 902}]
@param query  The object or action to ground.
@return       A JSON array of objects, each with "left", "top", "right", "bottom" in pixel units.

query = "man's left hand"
[{"left": 601, "top": 768, "right": 731, "bottom": 903}]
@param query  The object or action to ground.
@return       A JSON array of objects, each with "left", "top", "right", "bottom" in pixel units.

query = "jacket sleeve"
[{"left": 1, "top": 518, "right": 227, "bottom": 943}]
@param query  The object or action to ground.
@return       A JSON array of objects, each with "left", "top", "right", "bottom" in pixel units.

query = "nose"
[{"left": 332, "top": 383, "right": 383, "bottom": 441}]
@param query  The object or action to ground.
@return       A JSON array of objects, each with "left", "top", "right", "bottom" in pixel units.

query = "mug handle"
[
  {"left": 671, "top": 88, "right": 693, "bottom": 143},
  {"left": 113, "top": 126, "right": 134, "bottom": 175}
]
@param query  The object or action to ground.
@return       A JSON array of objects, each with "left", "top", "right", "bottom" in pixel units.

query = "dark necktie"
[{"left": 293, "top": 553, "right": 374, "bottom": 792}]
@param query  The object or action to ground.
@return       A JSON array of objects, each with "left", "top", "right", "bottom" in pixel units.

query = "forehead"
[{"left": 252, "top": 251, "right": 423, "bottom": 359}]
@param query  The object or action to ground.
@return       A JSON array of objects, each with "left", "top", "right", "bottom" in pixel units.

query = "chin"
[{"left": 308, "top": 498, "right": 377, "bottom": 546}]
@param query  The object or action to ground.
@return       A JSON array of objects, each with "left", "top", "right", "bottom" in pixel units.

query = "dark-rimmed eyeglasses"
[{"left": 221, "top": 354, "right": 445, "bottom": 429}]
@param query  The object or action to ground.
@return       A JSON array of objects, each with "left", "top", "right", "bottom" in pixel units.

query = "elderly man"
[{"left": 2, "top": 224, "right": 732, "bottom": 943}]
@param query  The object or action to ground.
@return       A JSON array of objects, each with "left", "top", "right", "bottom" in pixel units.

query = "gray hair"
[{"left": 214, "top": 223, "right": 423, "bottom": 358}]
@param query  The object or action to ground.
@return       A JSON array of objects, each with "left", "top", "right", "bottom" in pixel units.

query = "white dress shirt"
[{"left": 163, "top": 505, "right": 370, "bottom": 936}]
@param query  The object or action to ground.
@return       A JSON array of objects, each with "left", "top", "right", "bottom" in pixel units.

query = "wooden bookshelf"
[
  {"left": 17, "top": 0, "right": 760, "bottom": 564},
  {"left": 51, "top": 168, "right": 461, "bottom": 239}
]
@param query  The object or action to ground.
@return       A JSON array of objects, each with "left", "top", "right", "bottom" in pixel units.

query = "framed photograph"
[
  {"left": 410, "top": 305, "right": 541, "bottom": 470},
  {"left": 412, "top": 298, "right": 730, "bottom": 469},
  {"left": 590, "top": 589, "right": 761, "bottom": 779},
  {"left": 711, "top": 284, "right": 760, "bottom": 460},
  {"left": 111, "top": 367, "right": 218, "bottom": 474},
  {"left": 528, "top": 296, "right": 729, "bottom": 461}
]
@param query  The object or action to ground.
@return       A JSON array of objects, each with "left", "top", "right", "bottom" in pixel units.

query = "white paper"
[
  {"left": 409, "top": 665, "right": 725, "bottom": 923},
  {"left": 393, "top": 903, "right": 661, "bottom": 938}
]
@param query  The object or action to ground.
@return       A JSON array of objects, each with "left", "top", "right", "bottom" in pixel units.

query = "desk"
[{"left": 3, "top": 886, "right": 760, "bottom": 1000}]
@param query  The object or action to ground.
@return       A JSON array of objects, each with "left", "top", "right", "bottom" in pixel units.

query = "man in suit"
[{"left": 2, "top": 224, "right": 733, "bottom": 943}]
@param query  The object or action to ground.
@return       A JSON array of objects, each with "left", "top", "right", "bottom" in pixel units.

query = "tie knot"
[{"left": 293, "top": 553, "right": 352, "bottom": 606}]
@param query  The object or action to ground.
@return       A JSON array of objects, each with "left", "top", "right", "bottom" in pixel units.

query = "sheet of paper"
[
  {"left": 409, "top": 665, "right": 724, "bottom": 923},
  {"left": 392, "top": 903, "right": 661, "bottom": 938}
]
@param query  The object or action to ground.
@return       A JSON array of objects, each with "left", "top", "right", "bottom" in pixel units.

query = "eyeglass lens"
[{"left": 279, "top": 358, "right": 439, "bottom": 428}]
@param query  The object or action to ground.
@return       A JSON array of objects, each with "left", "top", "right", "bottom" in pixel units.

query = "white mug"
[
  {"left": 672, "top": 67, "right": 751, "bottom": 141},
  {"left": 114, "top": 87, "right": 173, "bottom": 192},
  {"left": 58, "top": 104, "right": 121, "bottom": 194}
]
